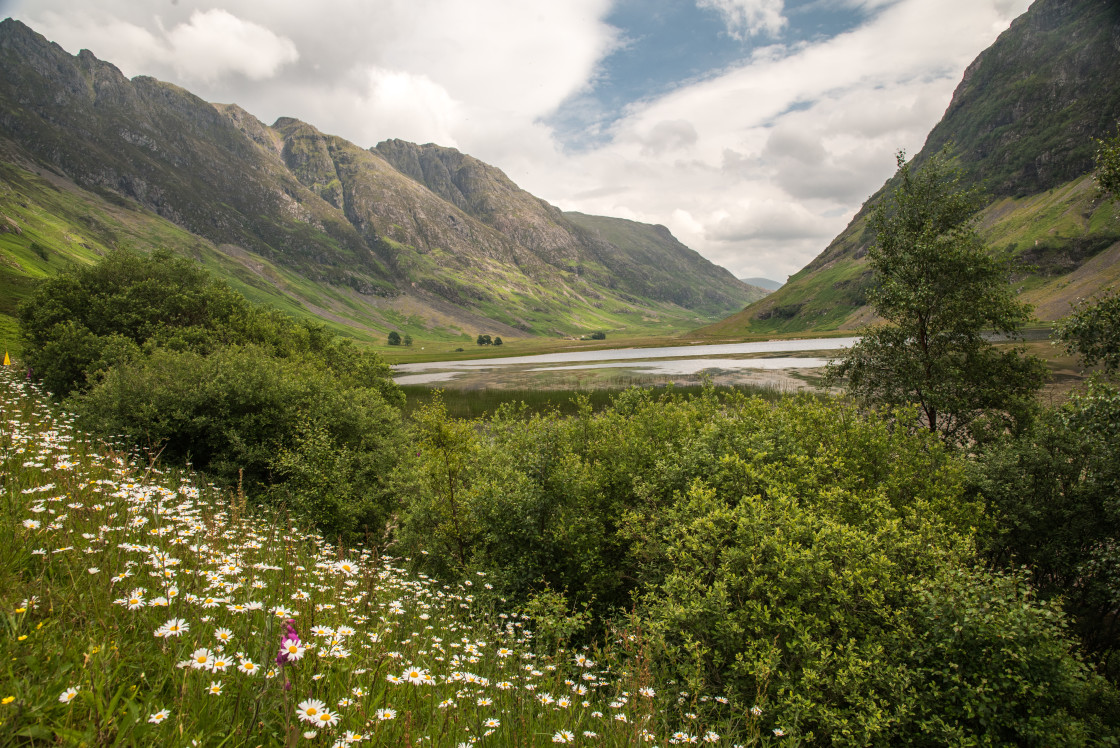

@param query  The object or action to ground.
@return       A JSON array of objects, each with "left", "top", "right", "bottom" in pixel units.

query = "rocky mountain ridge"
[{"left": 0, "top": 18, "right": 760, "bottom": 348}]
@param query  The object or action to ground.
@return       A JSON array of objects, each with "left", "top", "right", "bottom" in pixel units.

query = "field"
[{"left": 0, "top": 367, "right": 784, "bottom": 746}]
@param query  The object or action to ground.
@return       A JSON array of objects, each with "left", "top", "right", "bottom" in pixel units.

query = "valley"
[{"left": 2, "top": 0, "right": 1120, "bottom": 744}]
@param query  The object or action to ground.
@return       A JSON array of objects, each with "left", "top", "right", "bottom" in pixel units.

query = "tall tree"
[{"left": 828, "top": 148, "right": 1045, "bottom": 443}]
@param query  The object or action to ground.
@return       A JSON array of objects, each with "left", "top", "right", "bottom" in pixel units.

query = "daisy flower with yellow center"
[
  {"left": 190, "top": 648, "right": 214, "bottom": 669},
  {"left": 296, "top": 699, "right": 326, "bottom": 723},
  {"left": 281, "top": 638, "right": 305, "bottom": 661}
]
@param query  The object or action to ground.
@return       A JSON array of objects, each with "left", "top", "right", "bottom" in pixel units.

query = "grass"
[
  {"left": 0, "top": 367, "right": 791, "bottom": 746},
  {"left": 399, "top": 382, "right": 788, "bottom": 420}
]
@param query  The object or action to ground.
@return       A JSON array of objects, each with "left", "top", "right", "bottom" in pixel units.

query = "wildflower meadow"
[{"left": 0, "top": 367, "right": 784, "bottom": 746}]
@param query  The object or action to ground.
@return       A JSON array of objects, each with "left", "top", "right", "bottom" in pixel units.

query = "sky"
[{"left": 1, "top": 0, "right": 1034, "bottom": 282}]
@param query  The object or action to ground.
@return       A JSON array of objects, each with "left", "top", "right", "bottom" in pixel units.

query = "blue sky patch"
[{"left": 545, "top": 0, "right": 875, "bottom": 149}]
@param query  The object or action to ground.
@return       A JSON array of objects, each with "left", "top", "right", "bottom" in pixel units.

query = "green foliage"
[
  {"left": 491, "top": 336, "right": 501, "bottom": 346},
  {"left": 403, "top": 333, "right": 413, "bottom": 346},
  {"left": 828, "top": 149, "right": 1045, "bottom": 442},
  {"left": 903, "top": 566, "right": 1116, "bottom": 746},
  {"left": 476, "top": 334, "right": 492, "bottom": 346},
  {"left": 638, "top": 481, "right": 926, "bottom": 743},
  {"left": 973, "top": 380, "right": 1120, "bottom": 674},
  {"left": 1097, "top": 126, "right": 1120, "bottom": 201},
  {"left": 18, "top": 248, "right": 291, "bottom": 396},
  {"left": 392, "top": 387, "right": 1117, "bottom": 742},
  {"left": 387, "top": 330, "right": 402, "bottom": 346},
  {"left": 1056, "top": 292, "right": 1120, "bottom": 376},
  {"left": 638, "top": 487, "right": 1114, "bottom": 745},
  {"left": 72, "top": 344, "right": 402, "bottom": 539},
  {"left": 590, "top": 331, "right": 606, "bottom": 340},
  {"left": 397, "top": 389, "right": 981, "bottom": 613},
  {"left": 16, "top": 248, "right": 404, "bottom": 540},
  {"left": 518, "top": 585, "right": 591, "bottom": 652},
  {"left": 398, "top": 394, "right": 484, "bottom": 572}
]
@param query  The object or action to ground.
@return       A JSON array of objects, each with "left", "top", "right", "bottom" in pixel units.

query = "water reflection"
[
  {"left": 395, "top": 337, "right": 856, "bottom": 373},
  {"left": 393, "top": 337, "right": 854, "bottom": 386}
]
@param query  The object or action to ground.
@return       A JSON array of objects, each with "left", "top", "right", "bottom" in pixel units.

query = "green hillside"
[{"left": 701, "top": 0, "right": 1120, "bottom": 338}]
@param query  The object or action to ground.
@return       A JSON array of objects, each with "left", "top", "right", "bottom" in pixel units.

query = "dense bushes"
[
  {"left": 397, "top": 390, "right": 977, "bottom": 611},
  {"left": 393, "top": 388, "right": 1118, "bottom": 742},
  {"left": 17, "top": 249, "right": 404, "bottom": 538},
  {"left": 641, "top": 484, "right": 1112, "bottom": 744},
  {"left": 973, "top": 380, "right": 1120, "bottom": 675}
]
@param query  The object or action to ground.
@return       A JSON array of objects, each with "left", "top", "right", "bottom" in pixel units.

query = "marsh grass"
[
  {"left": 399, "top": 382, "right": 787, "bottom": 420},
  {"left": 0, "top": 368, "right": 788, "bottom": 746}
]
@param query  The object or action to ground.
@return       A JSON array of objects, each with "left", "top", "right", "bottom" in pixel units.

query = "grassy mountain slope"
[
  {"left": 700, "top": 0, "right": 1120, "bottom": 338},
  {"left": 0, "top": 18, "right": 757, "bottom": 353},
  {"left": 562, "top": 211, "right": 768, "bottom": 312},
  {"left": 0, "top": 145, "right": 412, "bottom": 355}
]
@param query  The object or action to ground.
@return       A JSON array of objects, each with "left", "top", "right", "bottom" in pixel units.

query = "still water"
[{"left": 393, "top": 337, "right": 857, "bottom": 386}]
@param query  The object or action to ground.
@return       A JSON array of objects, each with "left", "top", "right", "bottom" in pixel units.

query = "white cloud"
[
  {"left": 638, "top": 120, "right": 700, "bottom": 157},
  {"left": 24, "top": 8, "right": 298, "bottom": 84},
  {"left": 696, "top": 0, "right": 788, "bottom": 39},
  {"left": 348, "top": 68, "right": 463, "bottom": 149},
  {"left": 541, "top": 0, "right": 1033, "bottom": 279},
  {"left": 162, "top": 10, "right": 299, "bottom": 83}
]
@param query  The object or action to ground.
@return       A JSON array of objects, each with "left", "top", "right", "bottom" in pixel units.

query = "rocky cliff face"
[
  {"left": 924, "top": 0, "right": 1120, "bottom": 198},
  {"left": 374, "top": 140, "right": 756, "bottom": 312},
  {"left": 375, "top": 139, "right": 587, "bottom": 265},
  {"left": 702, "top": 0, "right": 1120, "bottom": 337},
  {"left": 0, "top": 18, "right": 756, "bottom": 339}
]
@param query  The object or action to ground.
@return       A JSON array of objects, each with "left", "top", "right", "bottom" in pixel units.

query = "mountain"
[
  {"left": 701, "top": 0, "right": 1120, "bottom": 338},
  {"left": 0, "top": 19, "right": 756, "bottom": 351},
  {"left": 738, "top": 277, "right": 783, "bottom": 292},
  {"left": 371, "top": 141, "right": 762, "bottom": 312}
]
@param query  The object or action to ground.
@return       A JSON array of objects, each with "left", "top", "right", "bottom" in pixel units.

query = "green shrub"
[
  {"left": 974, "top": 380, "right": 1120, "bottom": 671},
  {"left": 396, "top": 390, "right": 978, "bottom": 615},
  {"left": 903, "top": 566, "right": 1115, "bottom": 746},
  {"left": 73, "top": 344, "right": 402, "bottom": 539},
  {"left": 392, "top": 388, "right": 1118, "bottom": 743},
  {"left": 638, "top": 482, "right": 1116, "bottom": 745},
  {"left": 17, "top": 248, "right": 404, "bottom": 540}
]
